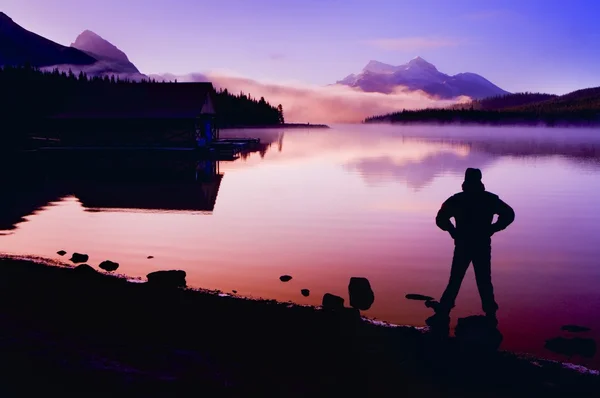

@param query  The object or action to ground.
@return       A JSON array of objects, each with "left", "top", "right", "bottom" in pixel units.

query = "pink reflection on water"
[{"left": 1, "top": 125, "right": 600, "bottom": 368}]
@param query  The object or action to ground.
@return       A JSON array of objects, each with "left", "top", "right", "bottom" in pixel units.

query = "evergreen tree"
[{"left": 277, "top": 104, "right": 284, "bottom": 124}]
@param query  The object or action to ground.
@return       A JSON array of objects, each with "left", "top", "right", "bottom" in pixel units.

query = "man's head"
[{"left": 462, "top": 168, "right": 485, "bottom": 192}]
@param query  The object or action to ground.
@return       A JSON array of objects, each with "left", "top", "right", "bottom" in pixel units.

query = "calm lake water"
[{"left": 2, "top": 124, "right": 600, "bottom": 368}]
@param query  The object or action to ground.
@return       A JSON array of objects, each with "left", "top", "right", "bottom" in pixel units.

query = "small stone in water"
[
  {"left": 279, "top": 275, "right": 292, "bottom": 282},
  {"left": 301, "top": 289, "right": 310, "bottom": 297},
  {"left": 57, "top": 250, "right": 67, "bottom": 256},
  {"left": 70, "top": 253, "right": 89, "bottom": 264},
  {"left": 99, "top": 260, "right": 119, "bottom": 272}
]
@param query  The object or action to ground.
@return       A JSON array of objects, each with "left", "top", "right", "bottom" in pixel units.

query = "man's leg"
[
  {"left": 472, "top": 244, "right": 499, "bottom": 317},
  {"left": 438, "top": 244, "right": 471, "bottom": 314}
]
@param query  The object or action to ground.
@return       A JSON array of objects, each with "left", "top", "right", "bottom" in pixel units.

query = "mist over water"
[
  {"left": 2, "top": 124, "right": 600, "bottom": 368},
  {"left": 149, "top": 72, "right": 468, "bottom": 123}
]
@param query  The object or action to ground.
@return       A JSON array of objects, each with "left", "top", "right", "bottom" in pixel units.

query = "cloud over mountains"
[{"left": 150, "top": 71, "right": 468, "bottom": 123}]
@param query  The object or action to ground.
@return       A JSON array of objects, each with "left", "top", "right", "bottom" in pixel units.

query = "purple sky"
[{"left": 3, "top": 0, "right": 599, "bottom": 94}]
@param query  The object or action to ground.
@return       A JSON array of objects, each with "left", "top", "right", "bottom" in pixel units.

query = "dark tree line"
[
  {"left": 365, "top": 89, "right": 600, "bottom": 126},
  {"left": 451, "top": 92, "right": 559, "bottom": 111},
  {"left": 214, "top": 88, "right": 284, "bottom": 127},
  {"left": 364, "top": 107, "right": 600, "bottom": 126},
  {"left": 0, "top": 65, "right": 284, "bottom": 144}
]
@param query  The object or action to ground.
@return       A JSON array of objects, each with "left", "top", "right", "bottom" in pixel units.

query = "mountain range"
[
  {"left": 336, "top": 57, "right": 509, "bottom": 99},
  {"left": 0, "top": 12, "right": 145, "bottom": 80}
]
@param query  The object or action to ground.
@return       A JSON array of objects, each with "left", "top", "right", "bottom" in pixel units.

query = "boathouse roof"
[{"left": 51, "top": 82, "right": 216, "bottom": 119}]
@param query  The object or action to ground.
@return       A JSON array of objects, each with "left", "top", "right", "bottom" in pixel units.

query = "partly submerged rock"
[
  {"left": 232, "top": 290, "right": 238, "bottom": 294},
  {"left": 57, "top": 250, "right": 67, "bottom": 256},
  {"left": 561, "top": 325, "right": 591, "bottom": 333},
  {"left": 545, "top": 337, "right": 597, "bottom": 358},
  {"left": 301, "top": 289, "right": 310, "bottom": 297},
  {"left": 406, "top": 294, "right": 434, "bottom": 301},
  {"left": 73, "top": 264, "right": 96, "bottom": 275},
  {"left": 146, "top": 270, "right": 187, "bottom": 288},
  {"left": 70, "top": 253, "right": 89, "bottom": 264},
  {"left": 455, "top": 315, "right": 503, "bottom": 352},
  {"left": 348, "top": 277, "right": 374, "bottom": 311},
  {"left": 322, "top": 293, "right": 344, "bottom": 310},
  {"left": 279, "top": 275, "right": 292, "bottom": 282},
  {"left": 147, "top": 256, "right": 154, "bottom": 259},
  {"left": 99, "top": 260, "right": 119, "bottom": 272}
]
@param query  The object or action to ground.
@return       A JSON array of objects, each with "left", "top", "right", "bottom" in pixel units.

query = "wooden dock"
[{"left": 34, "top": 137, "right": 263, "bottom": 161}]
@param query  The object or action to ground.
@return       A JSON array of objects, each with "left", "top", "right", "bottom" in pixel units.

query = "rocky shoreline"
[{"left": 0, "top": 255, "right": 598, "bottom": 396}]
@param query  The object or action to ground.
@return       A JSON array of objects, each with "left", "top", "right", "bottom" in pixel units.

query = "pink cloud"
[{"left": 154, "top": 72, "right": 469, "bottom": 124}]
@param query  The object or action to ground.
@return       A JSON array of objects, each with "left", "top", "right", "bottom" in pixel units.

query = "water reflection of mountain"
[
  {"left": 346, "top": 150, "right": 494, "bottom": 190},
  {"left": 346, "top": 136, "right": 600, "bottom": 190},
  {"left": 428, "top": 137, "right": 600, "bottom": 163}
]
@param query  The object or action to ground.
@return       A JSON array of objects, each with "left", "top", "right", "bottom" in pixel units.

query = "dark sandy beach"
[{"left": 0, "top": 256, "right": 598, "bottom": 397}]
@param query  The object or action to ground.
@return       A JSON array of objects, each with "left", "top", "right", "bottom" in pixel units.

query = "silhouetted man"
[{"left": 428, "top": 168, "right": 515, "bottom": 326}]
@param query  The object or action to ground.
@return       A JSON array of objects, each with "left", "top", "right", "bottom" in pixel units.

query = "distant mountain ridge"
[
  {"left": 0, "top": 12, "right": 145, "bottom": 80},
  {"left": 336, "top": 57, "right": 509, "bottom": 100},
  {"left": 0, "top": 11, "right": 96, "bottom": 67}
]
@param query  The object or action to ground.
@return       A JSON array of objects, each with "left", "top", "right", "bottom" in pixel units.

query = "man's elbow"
[
  {"left": 507, "top": 206, "right": 516, "bottom": 225},
  {"left": 435, "top": 215, "right": 448, "bottom": 231},
  {"left": 498, "top": 207, "right": 515, "bottom": 229}
]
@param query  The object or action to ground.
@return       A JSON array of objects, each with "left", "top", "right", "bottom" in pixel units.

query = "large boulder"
[
  {"left": 146, "top": 270, "right": 187, "bottom": 288},
  {"left": 99, "top": 260, "right": 119, "bottom": 272},
  {"left": 322, "top": 293, "right": 344, "bottom": 310},
  {"left": 348, "top": 277, "right": 374, "bottom": 310},
  {"left": 70, "top": 253, "right": 89, "bottom": 264}
]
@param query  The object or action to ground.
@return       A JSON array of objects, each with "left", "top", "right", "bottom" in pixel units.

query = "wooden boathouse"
[{"left": 42, "top": 82, "right": 219, "bottom": 148}]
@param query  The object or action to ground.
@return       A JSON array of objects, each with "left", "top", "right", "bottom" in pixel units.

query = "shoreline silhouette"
[{"left": 0, "top": 254, "right": 597, "bottom": 396}]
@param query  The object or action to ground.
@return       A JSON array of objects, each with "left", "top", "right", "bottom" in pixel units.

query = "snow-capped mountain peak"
[
  {"left": 71, "top": 30, "right": 131, "bottom": 64},
  {"left": 363, "top": 60, "right": 399, "bottom": 74},
  {"left": 405, "top": 56, "right": 437, "bottom": 71},
  {"left": 335, "top": 57, "right": 509, "bottom": 99}
]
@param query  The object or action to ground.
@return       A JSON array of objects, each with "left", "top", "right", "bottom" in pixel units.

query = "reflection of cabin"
[
  {"left": 72, "top": 160, "right": 223, "bottom": 212},
  {"left": 74, "top": 177, "right": 223, "bottom": 212},
  {"left": 44, "top": 83, "right": 218, "bottom": 148}
]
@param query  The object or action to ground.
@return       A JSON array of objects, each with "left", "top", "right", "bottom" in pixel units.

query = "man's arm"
[
  {"left": 436, "top": 197, "right": 457, "bottom": 237},
  {"left": 491, "top": 197, "right": 515, "bottom": 234}
]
